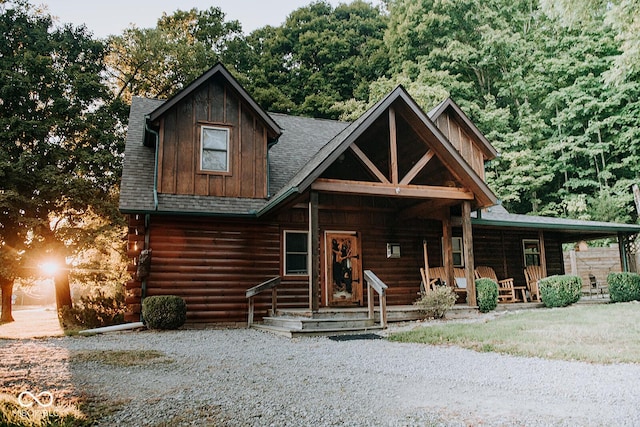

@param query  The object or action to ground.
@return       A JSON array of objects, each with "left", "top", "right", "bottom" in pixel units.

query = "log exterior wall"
[
  {"left": 156, "top": 75, "right": 268, "bottom": 199},
  {"left": 124, "top": 207, "right": 570, "bottom": 324}
]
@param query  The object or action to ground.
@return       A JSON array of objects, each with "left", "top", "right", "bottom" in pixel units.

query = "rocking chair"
[{"left": 474, "top": 266, "right": 516, "bottom": 303}]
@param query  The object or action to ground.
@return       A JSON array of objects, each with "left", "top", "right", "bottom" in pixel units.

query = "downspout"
[{"left": 145, "top": 118, "right": 159, "bottom": 211}]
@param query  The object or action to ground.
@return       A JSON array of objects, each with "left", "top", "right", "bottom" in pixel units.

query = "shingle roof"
[
  {"left": 119, "top": 97, "right": 164, "bottom": 213},
  {"left": 118, "top": 98, "right": 348, "bottom": 215},
  {"left": 473, "top": 205, "right": 640, "bottom": 239}
]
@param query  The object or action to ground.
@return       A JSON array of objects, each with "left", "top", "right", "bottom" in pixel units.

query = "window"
[
  {"left": 200, "top": 126, "right": 229, "bottom": 172},
  {"left": 442, "top": 237, "right": 464, "bottom": 267},
  {"left": 452, "top": 237, "right": 464, "bottom": 267},
  {"left": 523, "top": 239, "right": 541, "bottom": 266},
  {"left": 284, "top": 231, "right": 308, "bottom": 275}
]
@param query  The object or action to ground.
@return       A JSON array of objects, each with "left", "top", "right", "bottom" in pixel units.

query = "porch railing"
[
  {"left": 364, "top": 270, "right": 388, "bottom": 328},
  {"left": 246, "top": 276, "right": 281, "bottom": 326}
]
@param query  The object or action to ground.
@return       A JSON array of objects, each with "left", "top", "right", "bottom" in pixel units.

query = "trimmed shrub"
[
  {"left": 538, "top": 275, "right": 581, "bottom": 307},
  {"left": 60, "top": 290, "right": 125, "bottom": 329},
  {"left": 607, "top": 272, "right": 640, "bottom": 303},
  {"left": 142, "top": 295, "right": 187, "bottom": 330},
  {"left": 476, "top": 278, "right": 498, "bottom": 313},
  {"left": 415, "top": 286, "right": 457, "bottom": 319}
]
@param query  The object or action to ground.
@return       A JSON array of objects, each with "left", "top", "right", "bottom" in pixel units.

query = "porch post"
[
  {"left": 538, "top": 230, "right": 548, "bottom": 277},
  {"left": 462, "top": 201, "right": 476, "bottom": 306},
  {"left": 618, "top": 232, "right": 629, "bottom": 272},
  {"left": 310, "top": 191, "right": 320, "bottom": 312},
  {"left": 441, "top": 211, "right": 454, "bottom": 289}
]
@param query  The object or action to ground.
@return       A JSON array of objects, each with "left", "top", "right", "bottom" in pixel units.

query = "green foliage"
[
  {"left": 142, "top": 295, "right": 187, "bottom": 330},
  {"left": 475, "top": 278, "right": 498, "bottom": 313},
  {"left": 59, "top": 290, "right": 125, "bottom": 329},
  {"left": 0, "top": 1, "right": 128, "bottom": 314},
  {"left": 538, "top": 275, "right": 582, "bottom": 307},
  {"left": 607, "top": 272, "right": 640, "bottom": 303},
  {"left": 106, "top": 6, "right": 244, "bottom": 101},
  {"left": 414, "top": 287, "right": 457, "bottom": 319},
  {"left": 240, "top": 1, "right": 389, "bottom": 118}
]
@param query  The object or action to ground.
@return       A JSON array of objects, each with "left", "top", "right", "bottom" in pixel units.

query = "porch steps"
[{"left": 250, "top": 304, "right": 478, "bottom": 337}]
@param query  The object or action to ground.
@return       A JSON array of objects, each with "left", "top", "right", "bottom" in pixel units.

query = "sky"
[{"left": 37, "top": 0, "right": 356, "bottom": 38}]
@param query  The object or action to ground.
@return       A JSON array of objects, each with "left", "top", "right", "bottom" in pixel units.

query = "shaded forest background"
[{"left": 2, "top": 0, "right": 640, "bottom": 319}]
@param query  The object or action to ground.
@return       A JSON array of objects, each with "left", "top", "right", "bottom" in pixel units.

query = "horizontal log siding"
[
  {"left": 146, "top": 216, "right": 288, "bottom": 323},
  {"left": 472, "top": 228, "right": 565, "bottom": 287}
]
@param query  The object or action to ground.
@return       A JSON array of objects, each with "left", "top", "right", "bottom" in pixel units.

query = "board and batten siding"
[
  {"left": 434, "top": 114, "right": 486, "bottom": 180},
  {"left": 156, "top": 76, "right": 268, "bottom": 199}
]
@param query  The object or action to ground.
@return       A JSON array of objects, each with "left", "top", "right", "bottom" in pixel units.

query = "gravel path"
[{"left": 2, "top": 325, "right": 640, "bottom": 426}]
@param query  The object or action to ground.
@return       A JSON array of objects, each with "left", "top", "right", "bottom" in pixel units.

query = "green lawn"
[{"left": 388, "top": 302, "right": 640, "bottom": 364}]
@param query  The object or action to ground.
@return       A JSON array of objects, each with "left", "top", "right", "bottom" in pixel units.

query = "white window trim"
[
  {"left": 200, "top": 125, "right": 230, "bottom": 173},
  {"left": 284, "top": 230, "right": 309, "bottom": 276}
]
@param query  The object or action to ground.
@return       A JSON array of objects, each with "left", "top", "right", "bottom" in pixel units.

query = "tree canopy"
[{"left": 0, "top": 0, "right": 127, "bottom": 320}]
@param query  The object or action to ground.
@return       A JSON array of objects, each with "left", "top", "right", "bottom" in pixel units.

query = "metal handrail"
[
  {"left": 364, "top": 270, "right": 388, "bottom": 328},
  {"left": 246, "top": 276, "right": 281, "bottom": 326}
]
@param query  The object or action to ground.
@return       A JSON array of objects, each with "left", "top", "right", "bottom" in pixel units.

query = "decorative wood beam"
[
  {"left": 400, "top": 150, "right": 435, "bottom": 185},
  {"left": 311, "top": 178, "right": 475, "bottom": 200},
  {"left": 349, "top": 144, "right": 390, "bottom": 184},
  {"left": 389, "top": 107, "right": 398, "bottom": 184}
]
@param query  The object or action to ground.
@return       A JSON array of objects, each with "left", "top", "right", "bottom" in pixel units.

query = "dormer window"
[{"left": 200, "top": 125, "right": 230, "bottom": 173}]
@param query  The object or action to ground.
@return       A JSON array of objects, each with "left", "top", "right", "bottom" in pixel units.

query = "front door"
[{"left": 325, "top": 232, "right": 362, "bottom": 306}]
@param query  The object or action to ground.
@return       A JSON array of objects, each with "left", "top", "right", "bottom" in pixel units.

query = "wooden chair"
[
  {"left": 588, "top": 273, "right": 607, "bottom": 298},
  {"left": 524, "top": 265, "right": 545, "bottom": 302},
  {"left": 423, "top": 267, "right": 466, "bottom": 302},
  {"left": 474, "top": 266, "right": 516, "bottom": 303}
]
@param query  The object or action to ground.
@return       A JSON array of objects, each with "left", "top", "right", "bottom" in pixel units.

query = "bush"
[
  {"left": 59, "top": 290, "right": 125, "bottom": 329},
  {"left": 476, "top": 278, "right": 498, "bottom": 313},
  {"left": 607, "top": 272, "right": 640, "bottom": 302},
  {"left": 538, "top": 275, "right": 581, "bottom": 307},
  {"left": 414, "top": 286, "right": 457, "bottom": 319},
  {"left": 142, "top": 295, "right": 187, "bottom": 330}
]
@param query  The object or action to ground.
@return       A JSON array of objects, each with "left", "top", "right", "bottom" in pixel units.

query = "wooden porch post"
[
  {"left": 462, "top": 201, "right": 476, "bottom": 306},
  {"left": 310, "top": 191, "right": 320, "bottom": 312},
  {"left": 538, "top": 230, "right": 547, "bottom": 277},
  {"left": 442, "top": 210, "right": 454, "bottom": 289},
  {"left": 618, "top": 232, "right": 629, "bottom": 272}
]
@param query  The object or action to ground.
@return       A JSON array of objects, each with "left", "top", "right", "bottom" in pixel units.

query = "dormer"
[
  {"left": 145, "top": 63, "right": 282, "bottom": 199},
  {"left": 428, "top": 98, "right": 498, "bottom": 181}
]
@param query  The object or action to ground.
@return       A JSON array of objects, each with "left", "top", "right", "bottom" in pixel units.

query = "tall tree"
[
  {"left": 106, "top": 7, "right": 245, "bottom": 101},
  {"left": 241, "top": 0, "right": 389, "bottom": 118},
  {"left": 0, "top": 0, "right": 127, "bottom": 321}
]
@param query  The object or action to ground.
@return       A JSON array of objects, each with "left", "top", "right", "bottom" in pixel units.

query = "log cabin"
[{"left": 120, "top": 63, "right": 640, "bottom": 326}]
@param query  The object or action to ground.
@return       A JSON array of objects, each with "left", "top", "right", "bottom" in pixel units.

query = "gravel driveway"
[{"left": 2, "top": 325, "right": 640, "bottom": 426}]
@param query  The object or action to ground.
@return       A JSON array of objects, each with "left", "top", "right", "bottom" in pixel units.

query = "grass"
[
  {"left": 70, "top": 349, "right": 173, "bottom": 367},
  {"left": 388, "top": 302, "right": 640, "bottom": 364},
  {"left": 0, "top": 392, "right": 88, "bottom": 427}
]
